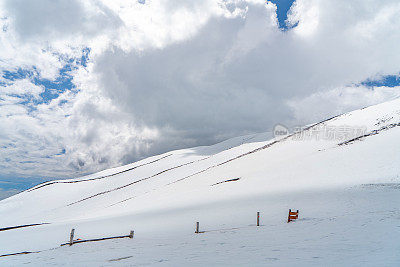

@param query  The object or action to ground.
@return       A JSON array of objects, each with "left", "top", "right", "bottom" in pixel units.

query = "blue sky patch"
[
  {"left": 0, "top": 176, "right": 47, "bottom": 195},
  {"left": 361, "top": 74, "right": 400, "bottom": 88},
  {"left": 55, "top": 148, "right": 66, "bottom": 156},
  {"left": 1, "top": 48, "right": 90, "bottom": 105},
  {"left": 269, "top": 0, "right": 296, "bottom": 30}
]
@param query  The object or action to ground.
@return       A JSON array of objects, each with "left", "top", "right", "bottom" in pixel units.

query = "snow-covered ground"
[
  {"left": 0, "top": 98, "right": 400, "bottom": 266},
  {"left": 3, "top": 185, "right": 400, "bottom": 266}
]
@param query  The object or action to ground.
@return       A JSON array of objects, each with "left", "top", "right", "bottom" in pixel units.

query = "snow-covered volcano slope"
[
  {"left": 2, "top": 98, "right": 399, "bottom": 225},
  {"left": 0, "top": 98, "right": 400, "bottom": 261}
]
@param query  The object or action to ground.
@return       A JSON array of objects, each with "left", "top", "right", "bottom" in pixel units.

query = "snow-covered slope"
[{"left": 0, "top": 98, "right": 400, "bottom": 265}]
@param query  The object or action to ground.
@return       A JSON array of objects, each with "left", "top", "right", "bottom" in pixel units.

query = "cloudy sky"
[{"left": 0, "top": 0, "right": 400, "bottom": 198}]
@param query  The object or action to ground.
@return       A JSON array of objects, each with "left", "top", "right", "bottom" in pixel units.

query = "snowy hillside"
[{"left": 0, "top": 98, "right": 400, "bottom": 265}]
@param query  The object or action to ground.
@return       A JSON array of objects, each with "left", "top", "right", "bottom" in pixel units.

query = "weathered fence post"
[
  {"left": 257, "top": 212, "right": 260, "bottom": 226},
  {"left": 129, "top": 230, "right": 134, "bottom": 238},
  {"left": 287, "top": 209, "right": 291, "bottom": 223},
  {"left": 69, "top": 229, "right": 75, "bottom": 246},
  {"left": 195, "top": 222, "right": 199, "bottom": 234}
]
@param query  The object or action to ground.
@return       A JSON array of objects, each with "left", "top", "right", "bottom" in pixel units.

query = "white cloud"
[
  {"left": 0, "top": 0, "right": 399, "bottom": 180},
  {"left": 1, "top": 79, "right": 44, "bottom": 97},
  {"left": 3, "top": 0, "right": 121, "bottom": 41},
  {"left": 287, "top": 85, "right": 400, "bottom": 125}
]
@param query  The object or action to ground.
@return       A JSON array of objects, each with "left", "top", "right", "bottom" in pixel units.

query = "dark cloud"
[
  {"left": 93, "top": 1, "right": 400, "bottom": 158},
  {"left": 95, "top": 12, "right": 290, "bottom": 150}
]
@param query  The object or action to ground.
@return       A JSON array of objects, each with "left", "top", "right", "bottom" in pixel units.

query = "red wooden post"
[
  {"left": 287, "top": 209, "right": 291, "bottom": 223},
  {"left": 257, "top": 212, "right": 260, "bottom": 226},
  {"left": 288, "top": 209, "right": 299, "bottom": 222}
]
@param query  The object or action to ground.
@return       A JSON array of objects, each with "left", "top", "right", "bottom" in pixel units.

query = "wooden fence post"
[
  {"left": 257, "top": 212, "right": 260, "bottom": 226},
  {"left": 129, "top": 230, "right": 134, "bottom": 238},
  {"left": 195, "top": 222, "right": 199, "bottom": 234},
  {"left": 287, "top": 209, "right": 291, "bottom": 223},
  {"left": 69, "top": 229, "right": 75, "bottom": 246}
]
